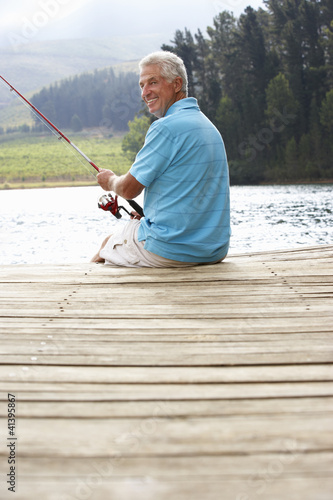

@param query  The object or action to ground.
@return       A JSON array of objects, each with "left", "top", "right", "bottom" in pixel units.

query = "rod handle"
[{"left": 126, "top": 199, "right": 144, "bottom": 218}]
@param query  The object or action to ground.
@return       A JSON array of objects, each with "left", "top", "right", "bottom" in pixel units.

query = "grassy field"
[{"left": 0, "top": 133, "right": 132, "bottom": 189}]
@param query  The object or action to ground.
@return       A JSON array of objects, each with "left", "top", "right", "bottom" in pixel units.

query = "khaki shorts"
[{"left": 99, "top": 219, "right": 221, "bottom": 268}]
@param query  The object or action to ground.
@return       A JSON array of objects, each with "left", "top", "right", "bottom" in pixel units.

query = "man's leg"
[{"left": 91, "top": 235, "right": 112, "bottom": 263}]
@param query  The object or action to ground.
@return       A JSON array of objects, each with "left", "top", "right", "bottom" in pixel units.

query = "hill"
[{"left": 0, "top": 35, "right": 164, "bottom": 127}]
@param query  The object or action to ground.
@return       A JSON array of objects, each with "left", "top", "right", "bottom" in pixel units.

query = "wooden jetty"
[{"left": 0, "top": 244, "right": 332, "bottom": 499}]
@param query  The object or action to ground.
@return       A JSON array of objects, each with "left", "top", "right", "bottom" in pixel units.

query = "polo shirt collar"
[{"left": 165, "top": 97, "right": 199, "bottom": 117}]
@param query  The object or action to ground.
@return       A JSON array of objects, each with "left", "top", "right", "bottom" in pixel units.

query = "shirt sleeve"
[{"left": 130, "top": 120, "right": 177, "bottom": 187}]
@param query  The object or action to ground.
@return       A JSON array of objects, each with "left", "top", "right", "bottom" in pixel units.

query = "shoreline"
[
  {"left": 0, "top": 180, "right": 97, "bottom": 190},
  {"left": 1, "top": 179, "right": 333, "bottom": 190},
  {"left": 259, "top": 178, "right": 333, "bottom": 186}
]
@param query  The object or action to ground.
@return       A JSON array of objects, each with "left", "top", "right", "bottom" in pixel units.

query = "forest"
[
  {"left": 2, "top": 0, "right": 333, "bottom": 185},
  {"left": 29, "top": 69, "right": 142, "bottom": 133},
  {"left": 161, "top": 0, "right": 333, "bottom": 184}
]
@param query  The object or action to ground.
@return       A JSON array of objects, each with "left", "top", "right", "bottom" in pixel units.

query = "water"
[
  {"left": 230, "top": 184, "right": 332, "bottom": 254},
  {"left": 0, "top": 184, "right": 332, "bottom": 265}
]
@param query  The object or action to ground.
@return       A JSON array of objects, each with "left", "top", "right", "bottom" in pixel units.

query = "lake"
[{"left": 0, "top": 184, "right": 332, "bottom": 265}]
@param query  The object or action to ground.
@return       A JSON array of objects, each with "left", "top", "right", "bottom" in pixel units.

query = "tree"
[
  {"left": 206, "top": 11, "right": 237, "bottom": 71},
  {"left": 320, "top": 88, "right": 333, "bottom": 135},
  {"left": 319, "top": 88, "right": 333, "bottom": 170},
  {"left": 234, "top": 8, "right": 266, "bottom": 132},
  {"left": 162, "top": 28, "right": 197, "bottom": 97},
  {"left": 266, "top": 0, "right": 331, "bottom": 135},
  {"left": 215, "top": 96, "right": 241, "bottom": 158},
  {"left": 193, "top": 29, "right": 220, "bottom": 119},
  {"left": 265, "top": 73, "right": 299, "bottom": 136},
  {"left": 285, "top": 136, "right": 299, "bottom": 179},
  {"left": 122, "top": 115, "right": 151, "bottom": 162},
  {"left": 70, "top": 114, "right": 83, "bottom": 132},
  {"left": 263, "top": 72, "right": 299, "bottom": 175},
  {"left": 206, "top": 11, "right": 237, "bottom": 108}
]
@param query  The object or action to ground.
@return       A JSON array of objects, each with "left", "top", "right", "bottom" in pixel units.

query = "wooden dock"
[{"left": 0, "top": 245, "right": 332, "bottom": 499}]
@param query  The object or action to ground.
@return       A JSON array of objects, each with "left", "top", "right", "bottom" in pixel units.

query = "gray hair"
[{"left": 139, "top": 51, "right": 188, "bottom": 96}]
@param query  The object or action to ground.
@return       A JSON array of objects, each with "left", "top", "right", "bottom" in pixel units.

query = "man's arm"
[{"left": 97, "top": 169, "right": 145, "bottom": 200}]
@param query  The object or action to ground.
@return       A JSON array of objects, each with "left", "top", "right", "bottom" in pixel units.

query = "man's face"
[{"left": 139, "top": 64, "right": 181, "bottom": 118}]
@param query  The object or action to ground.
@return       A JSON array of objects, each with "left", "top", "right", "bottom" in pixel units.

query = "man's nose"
[{"left": 141, "top": 85, "right": 150, "bottom": 99}]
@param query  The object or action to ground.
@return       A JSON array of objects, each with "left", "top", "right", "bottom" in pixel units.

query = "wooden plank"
[
  {"left": 1, "top": 298, "right": 332, "bottom": 312},
  {"left": 1, "top": 364, "right": 333, "bottom": 384},
  {"left": 1, "top": 381, "right": 333, "bottom": 400},
  {"left": 1, "top": 415, "right": 332, "bottom": 457},
  {"left": 1, "top": 304, "right": 332, "bottom": 320},
  {"left": 1, "top": 334, "right": 333, "bottom": 349},
  {"left": 4, "top": 477, "right": 333, "bottom": 500},
  {"left": 1, "top": 331, "right": 332, "bottom": 343},
  {"left": 231, "top": 244, "right": 333, "bottom": 260},
  {"left": 1, "top": 340, "right": 333, "bottom": 366},
  {"left": 0, "top": 317, "right": 332, "bottom": 335},
  {"left": 2, "top": 292, "right": 333, "bottom": 303},
  {"left": 1, "top": 282, "right": 332, "bottom": 296},
  {"left": 2, "top": 397, "right": 333, "bottom": 418},
  {"left": 1, "top": 266, "right": 332, "bottom": 285},
  {"left": 15, "top": 452, "right": 333, "bottom": 478},
  {"left": 2, "top": 338, "right": 333, "bottom": 355},
  {"left": 2, "top": 349, "right": 333, "bottom": 366}
]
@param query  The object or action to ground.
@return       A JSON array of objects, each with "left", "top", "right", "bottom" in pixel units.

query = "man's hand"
[
  {"left": 130, "top": 211, "right": 142, "bottom": 220},
  {"left": 96, "top": 169, "right": 116, "bottom": 192},
  {"left": 97, "top": 169, "right": 145, "bottom": 200}
]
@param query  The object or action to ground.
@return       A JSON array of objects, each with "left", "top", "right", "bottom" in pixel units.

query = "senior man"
[{"left": 92, "top": 51, "right": 231, "bottom": 267}]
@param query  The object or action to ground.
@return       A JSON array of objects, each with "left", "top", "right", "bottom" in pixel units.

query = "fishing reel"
[
  {"left": 98, "top": 193, "right": 143, "bottom": 220},
  {"left": 98, "top": 193, "right": 129, "bottom": 219}
]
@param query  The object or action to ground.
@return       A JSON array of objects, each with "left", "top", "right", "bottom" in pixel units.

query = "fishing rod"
[{"left": 0, "top": 75, "right": 144, "bottom": 219}]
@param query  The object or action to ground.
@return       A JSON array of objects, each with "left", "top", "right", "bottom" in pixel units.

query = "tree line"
[
  {"left": 29, "top": 68, "right": 142, "bottom": 133},
  {"left": 159, "top": 0, "right": 333, "bottom": 183}
]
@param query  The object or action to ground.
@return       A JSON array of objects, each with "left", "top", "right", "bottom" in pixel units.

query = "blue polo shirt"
[{"left": 130, "top": 98, "right": 231, "bottom": 262}]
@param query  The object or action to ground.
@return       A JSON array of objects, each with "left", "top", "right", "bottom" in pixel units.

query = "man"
[{"left": 92, "top": 51, "right": 231, "bottom": 267}]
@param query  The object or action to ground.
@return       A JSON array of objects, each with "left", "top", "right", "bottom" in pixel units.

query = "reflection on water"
[{"left": 0, "top": 184, "right": 332, "bottom": 264}]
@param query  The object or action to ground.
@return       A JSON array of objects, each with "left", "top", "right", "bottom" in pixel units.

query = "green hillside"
[{"left": 0, "top": 133, "right": 131, "bottom": 189}]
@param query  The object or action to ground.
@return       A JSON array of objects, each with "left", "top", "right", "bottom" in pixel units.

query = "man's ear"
[{"left": 174, "top": 77, "right": 183, "bottom": 93}]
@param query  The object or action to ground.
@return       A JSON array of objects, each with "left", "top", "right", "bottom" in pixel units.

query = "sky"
[{"left": 0, "top": 0, "right": 266, "bottom": 47}]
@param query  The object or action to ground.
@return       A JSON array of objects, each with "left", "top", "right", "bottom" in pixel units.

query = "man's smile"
[{"left": 146, "top": 97, "right": 158, "bottom": 104}]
